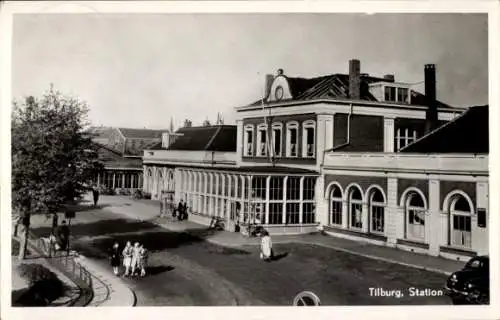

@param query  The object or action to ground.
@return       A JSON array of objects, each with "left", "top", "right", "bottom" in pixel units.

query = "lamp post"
[{"left": 65, "top": 210, "right": 75, "bottom": 256}]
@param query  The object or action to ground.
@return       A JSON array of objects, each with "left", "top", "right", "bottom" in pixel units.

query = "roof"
[
  {"left": 245, "top": 74, "right": 452, "bottom": 108},
  {"left": 400, "top": 105, "right": 488, "bottom": 154},
  {"left": 118, "top": 128, "right": 169, "bottom": 139},
  {"left": 87, "top": 126, "right": 114, "bottom": 141},
  {"left": 151, "top": 125, "right": 237, "bottom": 152},
  {"left": 96, "top": 143, "right": 143, "bottom": 169}
]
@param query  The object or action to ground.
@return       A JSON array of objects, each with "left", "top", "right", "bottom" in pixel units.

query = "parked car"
[{"left": 444, "top": 255, "right": 489, "bottom": 305}]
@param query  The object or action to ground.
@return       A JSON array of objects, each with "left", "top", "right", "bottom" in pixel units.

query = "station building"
[{"left": 142, "top": 60, "right": 489, "bottom": 261}]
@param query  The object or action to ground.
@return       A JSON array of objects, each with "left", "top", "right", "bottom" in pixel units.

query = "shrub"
[
  {"left": 131, "top": 189, "right": 151, "bottom": 199},
  {"left": 100, "top": 186, "right": 115, "bottom": 195},
  {"left": 15, "top": 263, "right": 66, "bottom": 306}
]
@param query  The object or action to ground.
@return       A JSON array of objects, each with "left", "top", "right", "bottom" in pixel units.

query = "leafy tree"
[{"left": 12, "top": 88, "right": 103, "bottom": 260}]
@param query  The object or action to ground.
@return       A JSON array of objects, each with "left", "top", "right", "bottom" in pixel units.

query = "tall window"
[
  {"left": 286, "top": 177, "right": 300, "bottom": 224},
  {"left": 250, "top": 176, "right": 266, "bottom": 224},
  {"left": 286, "top": 122, "right": 299, "bottom": 157},
  {"left": 302, "top": 120, "right": 316, "bottom": 158},
  {"left": 369, "top": 188, "right": 385, "bottom": 234},
  {"left": 348, "top": 186, "right": 363, "bottom": 229},
  {"left": 449, "top": 194, "right": 472, "bottom": 248},
  {"left": 397, "top": 88, "right": 409, "bottom": 103},
  {"left": 272, "top": 123, "right": 282, "bottom": 157},
  {"left": 244, "top": 125, "right": 254, "bottom": 156},
  {"left": 302, "top": 177, "right": 316, "bottom": 223},
  {"left": 395, "top": 128, "right": 418, "bottom": 150},
  {"left": 405, "top": 191, "right": 426, "bottom": 242},
  {"left": 268, "top": 177, "right": 284, "bottom": 224},
  {"left": 384, "top": 86, "right": 396, "bottom": 101},
  {"left": 257, "top": 124, "right": 268, "bottom": 157},
  {"left": 329, "top": 184, "right": 343, "bottom": 226}
]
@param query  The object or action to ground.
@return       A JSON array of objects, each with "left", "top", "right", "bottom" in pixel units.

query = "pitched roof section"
[
  {"left": 96, "top": 143, "right": 143, "bottom": 169},
  {"left": 118, "top": 128, "right": 169, "bottom": 139},
  {"left": 400, "top": 105, "right": 488, "bottom": 154},
  {"left": 87, "top": 126, "right": 115, "bottom": 141},
  {"left": 245, "top": 74, "right": 452, "bottom": 108},
  {"left": 164, "top": 125, "right": 237, "bottom": 152}
]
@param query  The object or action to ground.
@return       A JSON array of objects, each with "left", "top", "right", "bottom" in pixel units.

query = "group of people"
[
  {"left": 175, "top": 199, "right": 188, "bottom": 220},
  {"left": 110, "top": 241, "right": 148, "bottom": 278}
]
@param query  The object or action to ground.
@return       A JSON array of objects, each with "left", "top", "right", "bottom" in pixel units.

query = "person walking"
[
  {"left": 122, "top": 241, "right": 133, "bottom": 277},
  {"left": 56, "top": 220, "right": 70, "bottom": 251},
  {"left": 110, "top": 242, "right": 121, "bottom": 276},
  {"left": 138, "top": 244, "right": 148, "bottom": 277},
  {"left": 131, "top": 242, "right": 141, "bottom": 276},
  {"left": 92, "top": 186, "right": 100, "bottom": 207},
  {"left": 182, "top": 200, "right": 188, "bottom": 220},
  {"left": 260, "top": 230, "right": 273, "bottom": 262},
  {"left": 177, "top": 199, "right": 184, "bottom": 221}
]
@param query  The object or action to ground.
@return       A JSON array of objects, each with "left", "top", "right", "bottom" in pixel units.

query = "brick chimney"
[
  {"left": 265, "top": 74, "right": 274, "bottom": 99},
  {"left": 349, "top": 59, "right": 361, "bottom": 99},
  {"left": 424, "top": 64, "right": 438, "bottom": 134}
]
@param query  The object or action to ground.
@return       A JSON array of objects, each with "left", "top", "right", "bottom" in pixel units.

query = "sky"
[{"left": 12, "top": 13, "right": 488, "bottom": 129}]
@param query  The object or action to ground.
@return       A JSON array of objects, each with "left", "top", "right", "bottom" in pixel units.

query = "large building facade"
[{"left": 142, "top": 60, "right": 489, "bottom": 261}]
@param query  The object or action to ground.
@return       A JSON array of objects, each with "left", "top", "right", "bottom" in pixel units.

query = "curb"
[
  {"left": 204, "top": 237, "right": 452, "bottom": 276},
  {"left": 110, "top": 203, "right": 454, "bottom": 276},
  {"left": 76, "top": 256, "right": 137, "bottom": 307}
]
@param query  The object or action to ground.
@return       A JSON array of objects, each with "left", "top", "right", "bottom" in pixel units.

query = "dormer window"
[
  {"left": 384, "top": 86, "right": 396, "bottom": 101},
  {"left": 397, "top": 87, "right": 409, "bottom": 103},
  {"left": 286, "top": 122, "right": 298, "bottom": 157},
  {"left": 385, "top": 85, "right": 409, "bottom": 103},
  {"left": 257, "top": 124, "right": 268, "bottom": 157},
  {"left": 244, "top": 125, "right": 254, "bottom": 156}
]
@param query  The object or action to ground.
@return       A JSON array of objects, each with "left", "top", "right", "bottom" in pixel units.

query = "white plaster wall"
[
  {"left": 385, "top": 177, "right": 398, "bottom": 246},
  {"left": 473, "top": 181, "right": 489, "bottom": 255},
  {"left": 428, "top": 179, "right": 440, "bottom": 256}
]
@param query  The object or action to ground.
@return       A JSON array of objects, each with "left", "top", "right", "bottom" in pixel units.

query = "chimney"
[
  {"left": 264, "top": 74, "right": 274, "bottom": 99},
  {"left": 162, "top": 131, "right": 183, "bottom": 149},
  {"left": 383, "top": 74, "right": 395, "bottom": 82},
  {"left": 349, "top": 59, "right": 361, "bottom": 100},
  {"left": 424, "top": 64, "right": 438, "bottom": 134}
]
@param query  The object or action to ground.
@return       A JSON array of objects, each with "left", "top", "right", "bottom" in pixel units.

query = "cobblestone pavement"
[{"left": 29, "top": 199, "right": 453, "bottom": 306}]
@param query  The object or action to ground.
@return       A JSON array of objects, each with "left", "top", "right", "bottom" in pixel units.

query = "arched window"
[
  {"left": 404, "top": 191, "right": 426, "bottom": 242},
  {"left": 157, "top": 169, "right": 163, "bottom": 196},
  {"left": 302, "top": 120, "right": 316, "bottom": 158},
  {"left": 329, "top": 184, "right": 343, "bottom": 226},
  {"left": 256, "top": 124, "right": 268, "bottom": 157},
  {"left": 244, "top": 125, "right": 254, "bottom": 156},
  {"left": 347, "top": 186, "right": 363, "bottom": 229},
  {"left": 272, "top": 123, "right": 283, "bottom": 157},
  {"left": 449, "top": 194, "right": 472, "bottom": 248},
  {"left": 369, "top": 188, "right": 385, "bottom": 234},
  {"left": 286, "top": 122, "right": 299, "bottom": 157}
]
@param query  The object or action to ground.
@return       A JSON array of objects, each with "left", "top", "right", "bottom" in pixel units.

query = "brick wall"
[
  {"left": 397, "top": 178, "right": 429, "bottom": 205},
  {"left": 333, "top": 114, "right": 384, "bottom": 151},
  {"left": 324, "top": 174, "right": 387, "bottom": 197},
  {"left": 440, "top": 181, "right": 476, "bottom": 210}
]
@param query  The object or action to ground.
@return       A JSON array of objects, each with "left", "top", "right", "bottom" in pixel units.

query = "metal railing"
[{"left": 27, "top": 231, "right": 95, "bottom": 306}]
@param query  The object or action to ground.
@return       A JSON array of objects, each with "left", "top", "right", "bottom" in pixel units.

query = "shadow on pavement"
[
  {"left": 271, "top": 252, "right": 289, "bottom": 261},
  {"left": 147, "top": 265, "right": 175, "bottom": 276}
]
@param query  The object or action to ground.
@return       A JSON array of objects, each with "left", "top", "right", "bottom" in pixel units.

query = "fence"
[{"left": 27, "top": 231, "right": 95, "bottom": 306}]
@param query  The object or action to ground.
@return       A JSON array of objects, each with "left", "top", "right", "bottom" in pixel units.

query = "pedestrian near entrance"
[
  {"left": 92, "top": 187, "right": 100, "bottom": 207},
  {"left": 110, "top": 242, "right": 121, "bottom": 276},
  {"left": 260, "top": 230, "right": 273, "bottom": 262},
  {"left": 138, "top": 244, "right": 148, "bottom": 277},
  {"left": 122, "top": 241, "right": 133, "bottom": 276}
]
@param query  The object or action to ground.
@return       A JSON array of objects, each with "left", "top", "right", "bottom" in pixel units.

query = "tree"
[{"left": 12, "top": 88, "right": 102, "bottom": 260}]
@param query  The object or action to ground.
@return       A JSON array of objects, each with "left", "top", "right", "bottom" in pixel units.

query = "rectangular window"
[
  {"left": 302, "top": 177, "right": 315, "bottom": 200},
  {"left": 384, "top": 86, "right": 396, "bottom": 101},
  {"left": 289, "top": 128, "right": 297, "bottom": 157},
  {"left": 302, "top": 203, "right": 316, "bottom": 224},
  {"left": 286, "top": 203, "right": 300, "bottom": 224},
  {"left": 306, "top": 127, "right": 315, "bottom": 157},
  {"left": 273, "top": 128, "right": 281, "bottom": 157},
  {"left": 395, "top": 128, "right": 419, "bottom": 151},
  {"left": 258, "top": 128, "right": 267, "bottom": 157},
  {"left": 269, "top": 203, "right": 283, "bottom": 225},
  {"left": 286, "top": 177, "right": 300, "bottom": 200},
  {"left": 330, "top": 200, "right": 342, "bottom": 225},
  {"left": 244, "top": 128, "right": 253, "bottom": 156},
  {"left": 397, "top": 88, "right": 409, "bottom": 103}
]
